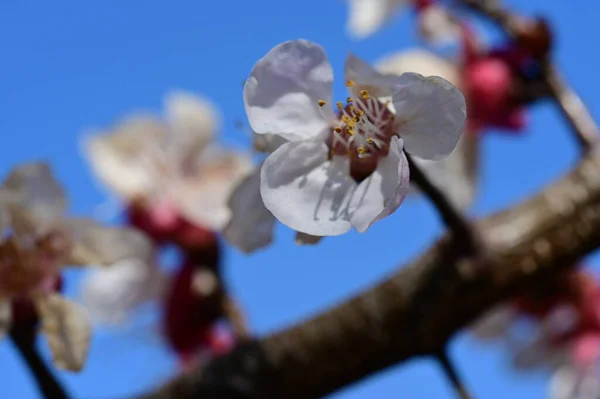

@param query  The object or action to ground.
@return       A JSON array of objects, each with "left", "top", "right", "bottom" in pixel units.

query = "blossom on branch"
[
  {"left": 346, "top": 0, "right": 458, "bottom": 44},
  {"left": 472, "top": 268, "right": 600, "bottom": 399},
  {"left": 0, "top": 162, "right": 150, "bottom": 371},
  {"left": 244, "top": 39, "right": 465, "bottom": 236},
  {"left": 83, "top": 90, "right": 252, "bottom": 237}
]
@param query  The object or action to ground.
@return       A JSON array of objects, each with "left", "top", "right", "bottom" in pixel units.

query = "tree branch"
[
  {"left": 10, "top": 326, "right": 70, "bottom": 399},
  {"left": 139, "top": 140, "right": 600, "bottom": 399}
]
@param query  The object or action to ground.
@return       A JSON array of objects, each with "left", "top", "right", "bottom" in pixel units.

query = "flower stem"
[
  {"left": 544, "top": 64, "right": 598, "bottom": 151},
  {"left": 435, "top": 349, "right": 472, "bottom": 399},
  {"left": 10, "top": 326, "right": 70, "bottom": 399},
  {"left": 406, "top": 154, "right": 482, "bottom": 255}
]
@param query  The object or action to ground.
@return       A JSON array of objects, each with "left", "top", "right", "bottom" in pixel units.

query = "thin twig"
[
  {"left": 458, "top": 0, "right": 598, "bottom": 151},
  {"left": 435, "top": 350, "right": 472, "bottom": 399},
  {"left": 406, "top": 154, "right": 482, "bottom": 255},
  {"left": 543, "top": 64, "right": 598, "bottom": 150},
  {"left": 10, "top": 327, "right": 70, "bottom": 399},
  {"left": 222, "top": 294, "right": 250, "bottom": 339}
]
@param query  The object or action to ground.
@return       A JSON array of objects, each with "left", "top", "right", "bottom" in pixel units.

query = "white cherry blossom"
[
  {"left": 83, "top": 90, "right": 252, "bottom": 231},
  {"left": 80, "top": 257, "right": 165, "bottom": 325},
  {"left": 244, "top": 40, "right": 465, "bottom": 236}
]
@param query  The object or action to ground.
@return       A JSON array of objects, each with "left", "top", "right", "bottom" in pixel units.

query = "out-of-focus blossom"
[
  {"left": 346, "top": 0, "right": 458, "bottom": 45},
  {"left": 244, "top": 40, "right": 465, "bottom": 236},
  {"left": 0, "top": 162, "right": 148, "bottom": 371},
  {"left": 460, "top": 24, "right": 535, "bottom": 134},
  {"left": 83, "top": 91, "right": 253, "bottom": 234},
  {"left": 472, "top": 268, "right": 600, "bottom": 396},
  {"left": 223, "top": 164, "right": 277, "bottom": 253},
  {"left": 375, "top": 49, "right": 479, "bottom": 210},
  {"left": 550, "top": 364, "right": 600, "bottom": 399},
  {"left": 79, "top": 257, "right": 164, "bottom": 325}
]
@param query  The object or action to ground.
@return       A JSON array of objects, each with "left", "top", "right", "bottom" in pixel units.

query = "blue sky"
[{"left": 0, "top": 0, "right": 599, "bottom": 397}]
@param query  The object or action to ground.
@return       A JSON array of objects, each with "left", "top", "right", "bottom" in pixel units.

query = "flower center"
[{"left": 318, "top": 80, "right": 397, "bottom": 182}]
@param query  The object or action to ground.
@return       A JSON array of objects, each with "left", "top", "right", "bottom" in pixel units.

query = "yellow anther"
[
  {"left": 360, "top": 90, "right": 370, "bottom": 100},
  {"left": 336, "top": 101, "right": 344, "bottom": 110},
  {"left": 348, "top": 105, "right": 356, "bottom": 114},
  {"left": 346, "top": 80, "right": 356, "bottom": 87},
  {"left": 366, "top": 137, "right": 374, "bottom": 144},
  {"left": 318, "top": 99, "right": 326, "bottom": 107},
  {"left": 347, "top": 129, "right": 355, "bottom": 136},
  {"left": 352, "top": 115, "right": 360, "bottom": 123},
  {"left": 357, "top": 109, "right": 365, "bottom": 116},
  {"left": 342, "top": 115, "right": 351, "bottom": 123},
  {"left": 333, "top": 127, "right": 342, "bottom": 133},
  {"left": 357, "top": 147, "right": 367, "bottom": 154},
  {"left": 346, "top": 97, "right": 354, "bottom": 103}
]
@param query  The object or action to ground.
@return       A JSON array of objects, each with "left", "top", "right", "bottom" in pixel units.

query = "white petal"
[
  {"left": 418, "top": 5, "right": 460, "bottom": 46},
  {"left": 409, "top": 133, "right": 479, "bottom": 210},
  {"left": 82, "top": 116, "right": 167, "bottom": 201},
  {"left": 0, "top": 299, "right": 11, "bottom": 339},
  {"left": 163, "top": 90, "right": 219, "bottom": 161},
  {"left": 37, "top": 294, "right": 92, "bottom": 372},
  {"left": 375, "top": 49, "right": 461, "bottom": 89},
  {"left": 2, "top": 162, "right": 67, "bottom": 235},
  {"left": 345, "top": 53, "right": 399, "bottom": 98},
  {"left": 469, "top": 305, "right": 514, "bottom": 340},
  {"left": 80, "top": 258, "right": 165, "bottom": 325},
  {"left": 392, "top": 72, "right": 466, "bottom": 160},
  {"left": 348, "top": 136, "right": 409, "bottom": 232},
  {"left": 64, "top": 218, "right": 153, "bottom": 266},
  {"left": 260, "top": 140, "right": 356, "bottom": 236},
  {"left": 346, "top": 0, "right": 409, "bottom": 38},
  {"left": 244, "top": 39, "right": 334, "bottom": 141},
  {"left": 171, "top": 147, "right": 253, "bottom": 230},
  {"left": 222, "top": 167, "right": 276, "bottom": 253}
]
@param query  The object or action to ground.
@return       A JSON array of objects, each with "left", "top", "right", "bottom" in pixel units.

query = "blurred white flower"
[
  {"left": 346, "top": 0, "right": 459, "bottom": 45},
  {"left": 551, "top": 364, "right": 600, "bottom": 399},
  {"left": 346, "top": 0, "right": 410, "bottom": 39},
  {"left": 83, "top": 90, "right": 253, "bottom": 231},
  {"left": 417, "top": 4, "right": 460, "bottom": 46},
  {"left": 223, "top": 165, "right": 277, "bottom": 253},
  {"left": 80, "top": 257, "right": 165, "bottom": 325},
  {"left": 0, "top": 162, "right": 148, "bottom": 371},
  {"left": 243, "top": 39, "right": 465, "bottom": 236},
  {"left": 375, "top": 49, "right": 478, "bottom": 210}
]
